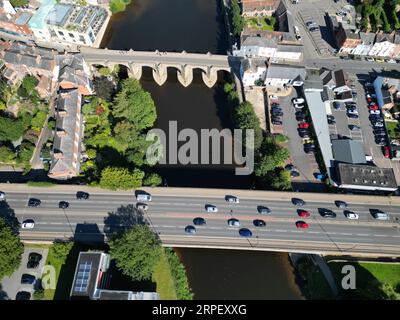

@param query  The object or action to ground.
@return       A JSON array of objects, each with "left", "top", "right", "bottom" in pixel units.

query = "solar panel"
[{"left": 73, "top": 261, "right": 92, "bottom": 293}]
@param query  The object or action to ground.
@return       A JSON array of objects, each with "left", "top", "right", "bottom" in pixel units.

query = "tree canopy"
[
  {"left": 110, "top": 224, "right": 161, "bottom": 281},
  {"left": 0, "top": 117, "right": 24, "bottom": 142},
  {"left": 99, "top": 166, "right": 145, "bottom": 190}
]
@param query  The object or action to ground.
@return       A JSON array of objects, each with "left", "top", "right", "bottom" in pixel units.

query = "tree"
[
  {"left": 0, "top": 146, "right": 16, "bottom": 163},
  {"left": 0, "top": 218, "right": 24, "bottom": 281},
  {"left": 10, "top": 0, "right": 28, "bottom": 7},
  {"left": 269, "top": 169, "right": 291, "bottom": 190},
  {"left": 51, "top": 241, "right": 73, "bottom": 262},
  {"left": 255, "top": 145, "right": 290, "bottom": 176},
  {"left": 33, "top": 286, "right": 44, "bottom": 300},
  {"left": 93, "top": 77, "right": 115, "bottom": 101},
  {"left": 113, "top": 78, "right": 157, "bottom": 131},
  {"left": 0, "top": 116, "right": 24, "bottom": 142},
  {"left": 143, "top": 172, "right": 162, "bottom": 186},
  {"left": 21, "top": 76, "right": 38, "bottom": 96},
  {"left": 99, "top": 167, "right": 145, "bottom": 190},
  {"left": 31, "top": 110, "right": 47, "bottom": 132},
  {"left": 17, "top": 140, "right": 35, "bottom": 165},
  {"left": 110, "top": 224, "right": 161, "bottom": 281},
  {"left": 231, "top": 0, "right": 244, "bottom": 36}
]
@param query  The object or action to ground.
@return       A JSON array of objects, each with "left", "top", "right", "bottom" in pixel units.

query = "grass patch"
[
  {"left": 246, "top": 16, "right": 277, "bottom": 31},
  {"left": 385, "top": 120, "right": 400, "bottom": 140},
  {"left": 152, "top": 249, "right": 177, "bottom": 300},
  {"left": 274, "top": 134, "right": 289, "bottom": 143},
  {"left": 27, "top": 181, "right": 56, "bottom": 187}
]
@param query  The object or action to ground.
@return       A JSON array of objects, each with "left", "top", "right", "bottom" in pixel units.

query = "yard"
[
  {"left": 385, "top": 120, "right": 400, "bottom": 141},
  {"left": 245, "top": 16, "right": 277, "bottom": 31}
]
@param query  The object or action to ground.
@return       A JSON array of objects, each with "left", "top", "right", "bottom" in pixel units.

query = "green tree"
[
  {"left": 17, "top": 140, "right": 35, "bottom": 165},
  {"left": 99, "top": 166, "right": 145, "bottom": 190},
  {"left": 255, "top": 145, "right": 289, "bottom": 176},
  {"left": 9, "top": 0, "right": 28, "bottom": 7},
  {"left": 93, "top": 77, "right": 115, "bottom": 101},
  {"left": 0, "top": 116, "right": 24, "bottom": 142},
  {"left": 33, "top": 286, "right": 44, "bottom": 300},
  {"left": 0, "top": 218, "right": 24, "bottom": 281},
  {"left": 143, "top": 172, "right": 162, "bottom": 186},
  {"left": 269, "top": 169, "right": 291, "bottom": 190},
  {"left": 110, "top": 224, "right": 161, "bottom": 281},
  {"left": 231, "top": 0, "right": 244, "bottom": 36},
  {"left": 51, "top": 241, "right": 73, "bottom": 262},
  {"left": 113, "top": 78, "right": 157, "bottom": 131},
  {"left": 31, "top": 110, "right": 47, "bottom": 132},
  {"left": 0, "top": 146, "right": 16, "bottom": 163}
]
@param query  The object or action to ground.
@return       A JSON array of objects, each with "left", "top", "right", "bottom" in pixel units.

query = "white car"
[
  {"left": 366, "top": 93, "right": 377, "bottom": 99},
  {"left": 292, "top": 81, "right": 304, "bottom": 87},
  {"left": 347, "top": 109, "right": 358, "bottom": 114},
  {"left": 21, "top": 220, "right": 35, "bottom": 229},
  {"left": 366, "top": 57, "right": 374, "bottom": 62},
  {"left": 344, "top": 211, "right": 359, "bottom": 220},
  {"left": 0, "top": 191, "right": 5, "bottom": 201},
  {"left": 294, "top": 104, "right": 304, "bottom": 109},
  {"left": 269, "top": 95, "right": 279, "bottom": 100},
  {"left": 206, "top": 205, "right": 218, "bottom": 213},
  {"left": 387, "top": 59, "right": 396, "bottom": 64},
  {"left": 369, "top": 110, "right": 380, "bottom": 115},
  {"left": 293, "top": 98, "right": 305, "bottom": 104},
  {"left": 373, "top": 122, "right": 384, "bottom": 127}
]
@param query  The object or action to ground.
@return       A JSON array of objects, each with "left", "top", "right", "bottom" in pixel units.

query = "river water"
[{"left": 101, "top": 0, "right": 302, "bottom": 299}]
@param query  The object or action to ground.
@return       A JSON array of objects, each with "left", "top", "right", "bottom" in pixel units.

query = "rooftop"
[
  {"left": 28, "top": 0, "right": 57, "bottom": 29},
  {"left": 332, "top": 139, "right": 366, "bottom": 164}
]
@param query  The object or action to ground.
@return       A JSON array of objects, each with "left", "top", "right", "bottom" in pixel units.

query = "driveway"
[{"left": 1, "top": 246, "right": 48, "bottom": 300}]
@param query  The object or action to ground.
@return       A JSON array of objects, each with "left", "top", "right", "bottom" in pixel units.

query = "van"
[
  {"left": 136, "top": 193, "right": 152, "bottom": 202},
  {"left": 373, "top": 212, "right": 389, "bottom": 220}
]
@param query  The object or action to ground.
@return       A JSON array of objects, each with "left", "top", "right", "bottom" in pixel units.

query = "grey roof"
[
  {"left": 242, "top": 36, "right": 278, "bottom": 48},
  {"left": 321, "top": 86, "right": 334, "bottom": 102},
  {"left": 276, "top": 44, "right": 303, "bottom": 53},
  {"left": 304, "top": 69, "right": 324, "bottom": 90},
  {"left": 46, "top": 4, "right": 73, "bottom": 26},
  {"left": 266, "top": 64, "right": 305, "bottom": 80},
  {"left": 359, "top": 32, "right": 376, "bottom": 45},
  {"left": 332, "top": 139, "right": 366, "bottom": 164},
  {"left": 337, "top": 163, "right": 397, "bottom": 191},
  {"left": 242, "top": 58, "right": 267, "bottom": 72}
]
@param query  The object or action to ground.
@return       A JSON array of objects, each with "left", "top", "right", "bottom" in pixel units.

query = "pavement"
[
  {"left": 1, "top": 246, "right": 48, "bottom": 300},
  {"left": 1, "top": 185, "right": 400, "bottom": 256}
]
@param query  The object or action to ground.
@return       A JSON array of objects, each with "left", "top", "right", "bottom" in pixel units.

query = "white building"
[
  {"left": 368, "top": 41, "right": 395, "bottom": 58},
  {"left": 234, "top": 36, "right": 277, "bottom": 58},
  {"left": 273, "top": 44, "right": 303, "bottom": 62},
  {"left": 264, "top": 64, "right": 305, "bottom": 89},
  {"left": 240, "top": 58, "right": 267, "bottom": 87}
]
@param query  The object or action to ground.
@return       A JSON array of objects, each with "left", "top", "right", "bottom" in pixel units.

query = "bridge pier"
[
  {"left": 176, "top": 65, "right": 193, "bottom": 87},
  {"left": 128, "top": 63, "right": 142, "bottom": 80},
  {"left": 152, "top": 63, "right": 168, "bottom": 86},
  {"left": 202, "top": 67, "right": 218, "bottom": 88}
]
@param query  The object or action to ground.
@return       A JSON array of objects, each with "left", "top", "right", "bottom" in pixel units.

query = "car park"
[
  {"left": 21, "top": 274, "right": 36, "bottom": 285},
  {"left": 228, "top": 218, "right": 240, "bottom": 227},
  {"left": 193, "top": 217, "right": 206, "bottom": 226},
  {"left": 21, "top": 219, "right": 35, "bottom": 229},
  {"left": 76, "top": 191, "right": 89, "bottom": 200},
  {"left": 205, "top": 205, "right": 218, "bottom": 213},
  {"left": 253, "top": 219, "right": 266, "bottom": 227},
  {"left": 28, "top": 198, "right": 41, "bottom": 207},
  {"left": 59, "top": 201, "right": 69, "bottom": 209},
  {"left": 225, "top": 195, "right": 239, "bottom": 203},
  {"left": 296, "top": 221, "right": 309, "bottom": 229},
  {"left": 298, "top": 210, "right": 310, "bottom": 218},
  {"left": 185, "top": 225, "right": 196, "bottom": 235},
  {"left": 335, "top": 200, "right": 347, "bottom": 208},
  {"left": 239, "top": 228, "right": 252, "bottom": 237},
  {"left": 292, "top": 198, "right": 305, "bottom": 206},
  {"left": 344, "top": 211, "right": 359, "bottom": 220},
  {"left": 319, "top": 209, "right": 337, "bottom": 218},
  {"left": 27, "top": 252, "right": 42, "bottom": 269},
  {"left": 258, "top": 206, "right": 271, "bottom": 214}
]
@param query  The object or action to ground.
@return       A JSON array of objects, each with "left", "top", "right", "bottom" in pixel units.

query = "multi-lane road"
[{"left": 1, "top": 185, "right": 400, "bottom": 257}]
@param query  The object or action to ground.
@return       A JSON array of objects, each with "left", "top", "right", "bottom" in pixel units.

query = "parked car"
[
  {"left": 344, "top": 211, "right": 359, "bottom": 220},
  {"left": 333, "top": 101, "right": 341, "bottom": 110},
  {"left": 347, "top": 113, "right": 359, "bottom": 119},
  {"left": 76, "top": 191, "right": 89, "bottom": 200},
  {"left": 349, "top": 125, "right": 360, "bottom": 131},
  {"left": 136, "top": 203, "right": 149, "bottom": 211},
  {"left": 228, "top": 218, "right": 240, "bottom": 227},
  {"left": 375, "top": 138, "right": 387, "bottom": 145},
  {"left": 304, "top": 143, "right": 315, "bottom": 149},
  {"left": 299, "top": 122, "right": 310, "bottom": 129},
  {"left": 28, "top": 198, "right": 41, "bottom": 207},
  {"left": 285, "top": 164, "right": 295, "bottom": 171},
  {"left": 193, "top": 217, "right": 206, "bottom": 226},
  {"left": 371, "top": 211, "right": 389, "bottom": 220},
  {"left": 295, "top": 112, "right": 306, "bottom": 121},
  {"left": 383, "top": 146, "right": 391, "bottom": 158},
  {"left": 27, "top": 253, "right": 42, "bottom": 269},
  {"left": 369, "top": 105, "right": 379, "bottom": 110},
  {"left": 269, "top": 95, "right": 279, "bottom": 100},
  {"left": 21, "top": 219, "right": 35, "bottom": 229},
  {"left": 290, "top": 171, "right": 300, "bottom": 177},
  {"left": 0, "top": 191, "right": 5, "bottom": 201},
  {"left": 299, "top": 132, "right": 311, "bottom": 138},
  {"left": 293, "top": 98, "right": 305, "bottom": 104},
  {"left": 272, "top": 120, "right": 283, "bottom": 125},
  {"left": 304, "top": 147, "right": 316, "bottom": 154},
  {"left": 185, "top": 225, "right": 196, "bottom": 235},
  {"left": 369, "top": 110, "right": 381, "bottom": 115},
  {"left": 239, "top": 228, "right": 252, "bottom": 237},
  {"left": 373, "top": 122, "right": 384, "bottom": 127},
  {"left": 296, "top": 221, "right": 309, "bottom": 229},
  {"left": 59, "top": 201, "right": 69, "bottom": 209},
  {"left": 298, "top": 210, "right": 311, "bottom": 218},
  {"left": 292, "top": 81, "right": 304, "bottom": 87},
  {"left": 21, "top": 274, "right": 36, "bottom": 285},
  {"left": 257, "top": 206, "right": 271, "bottom": 214},
  {"left": 15, "top": 291, "right": 31, "bottom": 300},
  {"left": 205, "top": 205, "right": 218, "bottom": 213},
  {"left": 309, "top": 27, "right": 319, "bottom": 32},
  {"left": 347, "top": 109, "right": 358, "bottom": 115},
  {"left": 335, "top": 200, "right": 347, "bottom": 208},
  {"left": 292, "top": 198, "right": 305, "bottom": 206},
  {"left": 294, "top": 104, "right": 304, "bottom": 109}
]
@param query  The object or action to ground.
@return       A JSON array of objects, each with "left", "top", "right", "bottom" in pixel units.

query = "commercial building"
[
  {"left": 70, "top": 252, "right": 160, "bottom": 300},
  {"left": 264, "top": 63, "right": 305, "bottom": 90},
  {"left": 240, "top": 58, "right": 267, "bottom": 87},
  {"left": 331, "top": 139, "right": 366, "bottom": 164}
]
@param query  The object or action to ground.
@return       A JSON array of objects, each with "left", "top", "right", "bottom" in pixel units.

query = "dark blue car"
[{"left": 239, "top": 228, "right": 252, "bottom": 237}]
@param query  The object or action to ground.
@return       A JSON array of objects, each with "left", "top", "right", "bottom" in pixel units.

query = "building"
[
  {"left": 0, "top": 0, "right": 33, "bottom": 38},
  {"left": 236, "top": 36, "right": 277, "bottom": 58},
  {"left": 273, "top": 44, "right": 302, "bottom": 61},
  {"left": 264, "top": 63, "right": 305, "bottom": 90},
  {"left": 49, "top": 89, "right": 83, "bottom": 180},
  {"left": 335, "top": 23, "right": 360, "bottom": 54},
  {"left": 374, "top": 76, "right": 400, "bottom": 111},
  {"left": 336, "top": 163, "right": 397, "bottom": 192},
  {"left": 331, "top": 139, "right": 366, "bottom": 164},
  {"left": 368, "top": 40, "right": 395, "bottom": 58},
  {"left": 241, "top": 0, "right": 280, "bottom": 17},
  {"left": 240, "top": 58, "right": 267, "bottom": 87},
  {"left": 70, "top": 252, "right": 160, "bottom": 300}
]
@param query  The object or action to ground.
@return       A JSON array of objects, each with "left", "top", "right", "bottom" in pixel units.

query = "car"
[
  {"left": 271, "top": 107, "right": 282, "bottom": 112},
  {"left": 366, "top": 93, "right": 377, "bottom": 99},
  {"left": 59, "top": 201, "right": 69, "bottom": 209},
  {"left": 294, "top": 104, "right": 304, "bottom": 109},
  {"left": 0, "top": 191, "right": 5, "bottom": 201},
  {"left": 373, "top": 122, "right": 384, "bottom": 127},
  {"left": 27, "top": 252, "right": 42, "bottom": 269},
  {"left": 383, "top": 146, "right": 391, "bottom": 158},
  {"left": 333, "top": 101, "right": 341, "bottom": 110},
  {"left": 15, "top": 291, "right": 31, "bottom": 300},
  {"left": 271, "top": 102, "right": 280, "bottom": 107},
  {"left": 293, "top": 98, "right": 305, "bottom": 104},
  {"left": 303, "top": 138, "right": 314, "bottom": 144},
  {"left": 295, "top": 34, "right": 302, "bottom": 41},
  {"left": 28, "top": 198, "right": 41, "bottom": 207},
  {"left": 344, "top": 211, "right": 359, "bottom": 220},
  {"left": 349, "top": 125, "right": 360, "bottom": 131},
  {"left": 368, "top": 105, "right": 379, "bottom": 111},
  {"left": 225, "top": 195, "right": 239, "bottom": 203},
  {"left": 369, "top": 110, "right": 381, "bottom": 115},
  {"left": 296, "top": 221, "right": 309, "bottom": 229},
  {"left": 374, "top": 131, "right": 386, "bottom": 137},
  {"left": 305, "top": 21, "right": 315, "bottom": 27},
  {"left": 387, "top": 59, "right": 397, "bottom": 64},
  {"left": 193, "top": 217, "right": 206, "bottom": 226},
  {"left": 205, "top": 205, "right": 218, "bottom": 213},
  {"left": 309, "top": 27, "right": 319, "bottom": 32},
  {"left": 370, "top": 115, "right": 383, "bottom": 122},
  {"left": 21, "top": 274, "right": 36, "bottom": 285},
  {"left": 319, "top": 209, "right": 337, "bottom": 218},
  {"left": 347, "top": 109, "right": 358, "bottom": 114},
  {"left": 292, "top": 81, "right": 304, "bottom": 87},
  {"left": 298, "top": 210, "right": 310, "bottom": 218},
  {"left": 366, "top": 97, "right": 373, "bottom": 103},
  {"left": 239, "top": 228, "right": 252, "bottom": 237},
  {"left": 272, "top": 111, "right": 283, "bottom": 116},
  {"left": 185, "top": 225, "right": 196, "bottom": 235},
  {"left": 136, "top": 193, "right": 152, "bottom": 202},
  {"left": 136, "top": 203, "right": 149, "bottom": 211},
  {"left": 272, "top": 120, "right": 283, "bottom": 125},
  {"left": 299, "top": 131, "right": 311, "bottom": 138},
  {"left": 327, "top": 114, "right": 335, "bottom": 120},
  {"left": 298, "top": 122, "right": 310, "bottom": 129},
  {"left": 304, "top": 148, "right": 316, "bottom": 154},
  {"left": 285, "top": 164, "right": 295, "bottom": 171},
  {"left": 347, "top": 113, "right": 359, "bottom": 119},
  {"left": 375, "top": 138, "right": 387, "bottom": 146},
  {"left": 327, "top": 118, "right": 336, "bottom": 125},
  {"left": 253, "top": 219, "right": 266, "bottom": 227},
  {"left": 303, "top": 143, "right": 315, "bottom": 149},
  {"left": 258, "top": 206, "right": 271, "bottom": 214},
  {"left": 295, "top": 112, "right": 306, "bottom": 121},
  {"left": 298, "top": 127, "right": 310, "bottom": 133},
  {"left": 76, "top": 191, "right": 89, "bottom": 200},
  {"left": 371, "top": 211, "right": 389, "bottom": 220},
  {"left": 21, "top": 219, "right": 35, "bottom": 229},
  {"left": 335, "top": 200, "right": 347, "bottom": 209},
  {"left": 269, "top": 95, "right": 279, "bottom": 100},
  {"left": 290, "top": 170, "right": 300, "bottom": 177},
  {"left": 292, "top": 198, "right": 305, "bottom": 206},
  {"left": 228, "top": 218, "right": 240, "bottom": 227}
]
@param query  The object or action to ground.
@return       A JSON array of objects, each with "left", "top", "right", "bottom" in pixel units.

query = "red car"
[
  {"left": 383, "top": 146, "right": 391, "bottom": 158},
  {"left": 298, "top": 122, "right": 310, "bottom": 129},
  {"left": 369, "top": 105, "right": 379, "bottom": 110},
  {"left": 367, "top": 97, "right": 373, "bottom": 102},
  {"left": 298, "top": 210, "right": 311, "bottom": 218},
  {"left": 296, "top": 221, "right": 309, "bottom": 229}
]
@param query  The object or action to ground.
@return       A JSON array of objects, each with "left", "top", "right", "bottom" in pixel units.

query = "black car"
[
  {"left": 335, "top": 200, "right": 347, "bottom": 209},
  {"left": 253, "top": 219, "right": 266, "bottom": 227},
  {"left": 27, "top": 252, "right": 42, "bottom": 269},
  {"left": 59, "top": 201, "right": 69, "bottom": 209},
  {"left": 347, "top": 113, "right": 359, "bottom": 119},
  {"left": 375, "top": 139, "right": 387, "bottom": 145},
  {"left": 304, "top": 143, "right": 315, "bottom": 149},
  {"left": 271, "top": 111, "right": 283, "bottom": 116},
  {"left": 298, "top": 128, "right": 310, "bottom": 133},
  {"left": 285, "top": 164, "right": 295, "bottom": 171},
  {"left": 304, "top": 148, "right": 315, "bottom": 154},
  {"left": 349, "top": 125, "right": 360, "bottom": 131},
  {"left": 299, "top": 132, "right": 311, "bottom": 138},
  {"left": 21, "top": 274, "right": 36, "bottom": 285},
  {"left": 333, "top": 101, "right": 341, "bottom": 110},
  {"left": 374, "top": 131, "right": 386, "bottom": 137},
  {"left": 193, "top": 217, "right": 206, "bottom": 226},
  {"left": 28, "top": 198, "right": 41, "bottom": 207},
  {"left": 327, "top": 118, "right": 336, "bottom": 125},
  {"left": 76, "top": 191, "right": 89, "bottom": 200},
  {"left": 319, "top": 209, "right": 337, "bottom": 218},
  {"left": 369, "top": 114, "right": 383, "bottom": 121},
  {"left": 292, "top": 198, "right": 305, "bottom": 206},
  {"left": 15, "top": 291, "right": 31, "bottom": 300}
]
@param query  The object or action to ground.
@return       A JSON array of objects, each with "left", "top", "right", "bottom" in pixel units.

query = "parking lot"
[{"left": 1, "top": 246, "right": 48, "bottom": 300}]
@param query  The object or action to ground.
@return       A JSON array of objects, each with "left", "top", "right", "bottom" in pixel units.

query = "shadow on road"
[
  {"left": 103, "top": 204, "right": 145, "bottom": 239},
  {"left": 73, "top": 223, "right": 104, "bottom": 244},
  {"left": 0, "top": 201, "right": 20, "bottom": 233}
]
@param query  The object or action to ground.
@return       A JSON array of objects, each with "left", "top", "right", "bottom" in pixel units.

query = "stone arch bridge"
[{"left": 80, "top": 47, "right": 233, "bottom": 88}]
